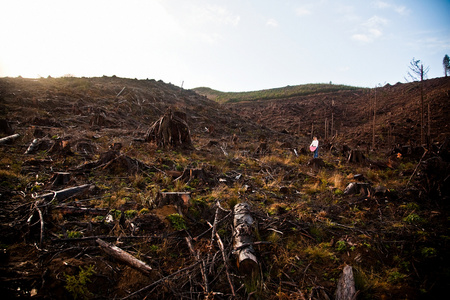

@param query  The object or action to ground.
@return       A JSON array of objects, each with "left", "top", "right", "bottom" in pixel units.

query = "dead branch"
[
  {"left": 121, "top": 261, "right": 201, "bottom": 300},
  {"left": 0, "top": 133, "right": 20, "bottom": 145},
  {"left": 185, "top": 236, "right": 210, "bottom": 294},
  {"left": 406, "top": 148, "right": 428, "bottom": 186},
  {"left": 207, "top": 221, "right": 236, "bottom": 297},
  {"left": 96, "top": 238, "right": 153, "bottom": 276}
]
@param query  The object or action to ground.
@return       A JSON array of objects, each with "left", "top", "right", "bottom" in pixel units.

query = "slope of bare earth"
[
  {"left": 0, "top": 76, "right": 449, "bottom": 300},
  {"left": 223, "top": 77, "right": 450, "bottom": 149}
]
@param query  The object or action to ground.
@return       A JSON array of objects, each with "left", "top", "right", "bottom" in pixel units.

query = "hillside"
[
  {"left": 193, "top": 83, "right": 362, "bottom": 104},
  {"left": 213, "top": 78, "right": 450, "bottom": 149},
  {"left": 0, "top": 76, "right": 449, "bottom": 300}
]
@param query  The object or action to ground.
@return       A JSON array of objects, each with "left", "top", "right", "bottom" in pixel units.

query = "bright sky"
[{"left": 0, "top": 0, "right": 449, "bottom": 92}]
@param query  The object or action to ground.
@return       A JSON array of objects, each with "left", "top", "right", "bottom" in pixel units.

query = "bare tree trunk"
[
  {"left": 372, "top": 88, "right": 376, "bottom": 149},
  {"left": 427, "top": 102, "right": 431, "bottom": 148},
  {"left": 420, "top": 64, "right": 424, "bottom": 145}
]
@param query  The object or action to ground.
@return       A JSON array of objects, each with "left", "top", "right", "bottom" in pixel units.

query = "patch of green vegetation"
[
  {"left": 167, "top": 213, "right": 187, "bottom": 231},
  {"left": 67, "top": 231, "right": 83, "bottom": 239},
  {"left": 421, "top": 247, "right": 437, "bottom": 258},
  {"left": 124, "top": 210, "right": 138, "bottom": 219},
  {"left": 403, "top": 213, "right": 424, "bottom": 225},
  {"left": 64, "top": 265, "right": 95, "bottom": 300},
  {"left": 139, "top": 208, "right": 150, "bottom": 215},
  {"left": 335, "top": 240, "right": 347, "bottom": 252}
]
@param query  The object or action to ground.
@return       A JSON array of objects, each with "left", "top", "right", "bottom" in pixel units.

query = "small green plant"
[
  {"left": 124, "top": 210, "right": 138, "bottom": 219},
  {"left": 64, "top": 265, "right": 95, "bottom": 299},
  {"left": 139, "top": 208, "right": 150, "bottom": 215},
  {"left": 333, "top": 189, "right": 343, "bottom": 195},
  {"left": 335, "top": 240, "right": 347, "bottom": 252},
  {"left": 167, "top": 213, "right": 187, "bottom": 230},
  {"left": 421, "top": 247, "right": 437, "bottom": 258},
  {"left": 403, "top": 213, "right": 424, "bottom": 225},
  {"left": 387, "top": 269, "right": 406, "bottom": 283},
  {"left": 67, "top": 231, "right": 83, "bottom": 239}
]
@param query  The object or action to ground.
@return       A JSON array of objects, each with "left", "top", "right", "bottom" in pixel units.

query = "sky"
[{"left": 0, "top": 0, "right": 449, "bottom": 92}]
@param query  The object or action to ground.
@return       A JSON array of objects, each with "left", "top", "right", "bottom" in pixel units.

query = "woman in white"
[{"left": 310, "top": 136, "right": 319, "bottom": 158}]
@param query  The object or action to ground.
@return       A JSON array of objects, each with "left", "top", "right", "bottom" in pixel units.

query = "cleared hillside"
[
  {"left": 193, "top": 83, "right": 363, "bottom": 103},
  {"left": 0, "top": 76, "right": 449, "bottom": 300}
]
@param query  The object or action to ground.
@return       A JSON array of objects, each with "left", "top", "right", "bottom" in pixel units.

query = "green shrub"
[
  {"left": 65, "top": 265, "right": 95, "bottom": 299},
  {"left": 167, "top": 213, "right": 187, "bottom": 230}
]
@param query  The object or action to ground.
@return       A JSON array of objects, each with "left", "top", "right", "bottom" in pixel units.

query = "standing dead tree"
[
  {"left": 145, "top": 108, "right": 194, "bottom": 149},
  {"left": 406, "top": 58, "right": 429, "bottom": 145}
]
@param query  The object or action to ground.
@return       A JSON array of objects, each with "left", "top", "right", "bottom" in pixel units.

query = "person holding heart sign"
[{"left": 310, "top": 136, "right": 319, "bottom": 158}]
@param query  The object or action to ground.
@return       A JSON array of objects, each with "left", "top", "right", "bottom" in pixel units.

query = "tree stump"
[
  {"left": 347, "top": 150, "right": 366, "bottom": 163},
  {"left": 175, "top": 168, "right": 208, "bottom": 184},
  {"left": 156, "top": 192, "right": 191, "bottom": 216},
  {"left": 0, "top": 119, "right": 14, "bottom": 135},
  {"left": 343, "top": 182, "right": 373, "bottom": 196},
  {"left": 308, "top": 158, "right": 325, "bottom": 170},
  {"left": 145, "top": 108, "right": 193, "bottom": 149},
  {"left": 50, "top": 172, "right": 71, "bottom": 186},
  {"left": 254, "top": 142, "right": 269, "bottom": 155},
  {"left": 335, "top": 265, "right": 357, "bottom": 300}
]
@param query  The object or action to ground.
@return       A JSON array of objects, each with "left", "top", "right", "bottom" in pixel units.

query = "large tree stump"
[
  {"left": 145, "top": 108, "right": 193, "bottom": 149},
  {"left": 335, "top": 265, "right": 357, "bottom": 300},
  {"left": 233, "top": 203, "right": 259, "bottom": 278},
  {"left": 348, "top": 150, "right": 366, "bottom": 163}
]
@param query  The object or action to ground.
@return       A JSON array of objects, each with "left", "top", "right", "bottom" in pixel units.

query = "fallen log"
[
  {"left": 335, "top": 265, "right": 357, "bottom": 300},
  {"left": 0, "top": 133, "right": 20, "bottom": 145},
  {"left": 233, "top": 203, "right": 259, "bottom": 277},
  {"left": 96, "top": 238, "right": 153, "bottom": 276},
  {"left": 35, "top": 184, "right": 94, "bottom": 202}
]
